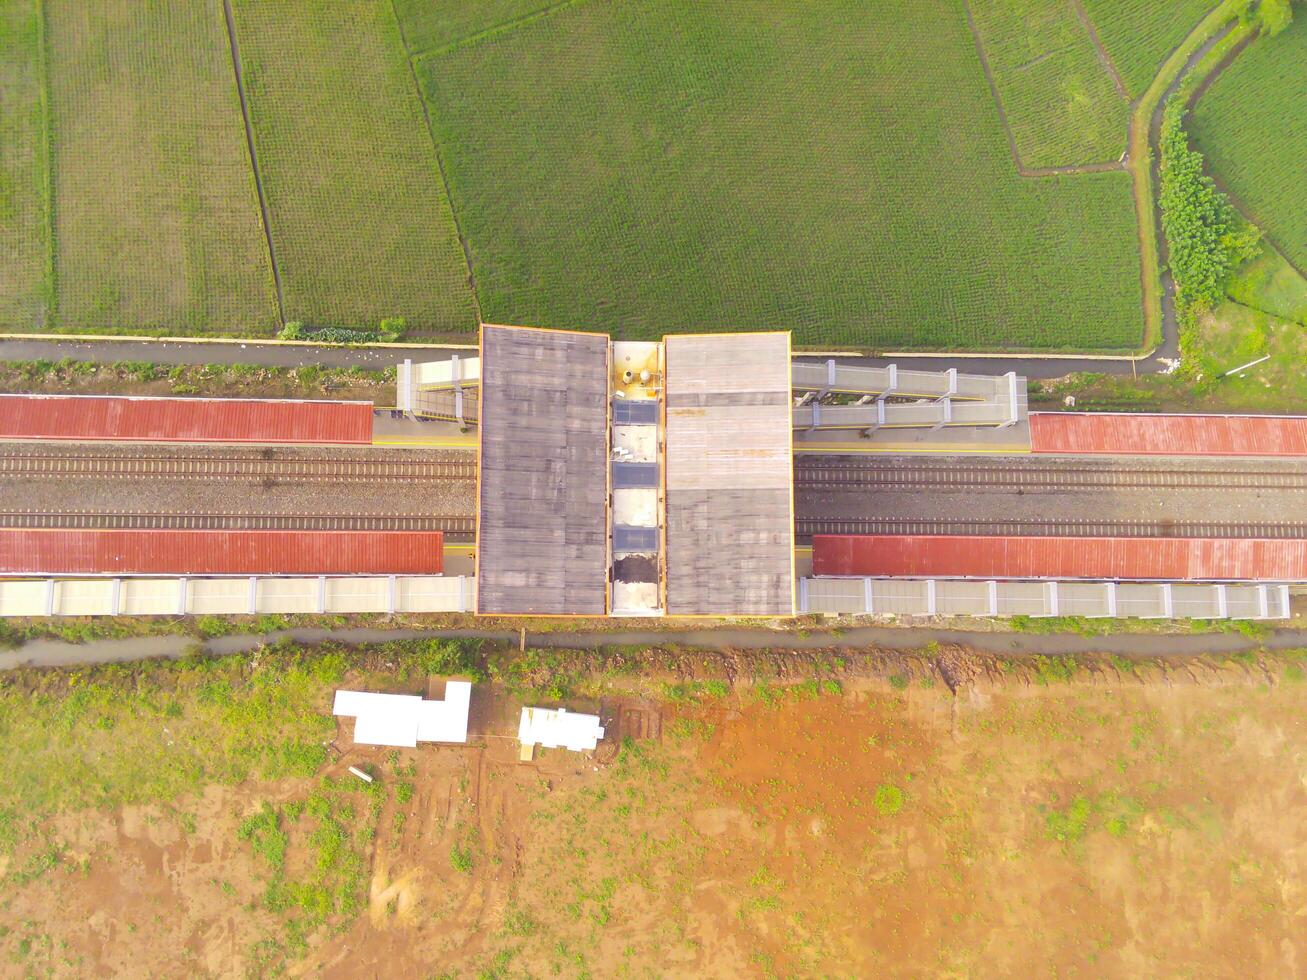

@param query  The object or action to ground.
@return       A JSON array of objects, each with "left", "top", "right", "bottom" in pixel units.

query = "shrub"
[
  {"left": 873, "top": 783, "right": 905, "bottom": 816},
  {"left": 1159, "top": 104, "right": 1260, "bottom": 313}
]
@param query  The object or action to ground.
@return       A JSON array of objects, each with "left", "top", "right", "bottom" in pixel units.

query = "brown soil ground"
[{"left": 5, "top": 652, "right": 1307, "bottom": 977}]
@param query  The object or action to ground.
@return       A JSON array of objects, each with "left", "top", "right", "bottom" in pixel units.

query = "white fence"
[
  {"left": 799, "top": 577, "right": 1292, "bottom": 620},
  {"left": 0, "top": 576, "right": 474, "bottom": 617}
]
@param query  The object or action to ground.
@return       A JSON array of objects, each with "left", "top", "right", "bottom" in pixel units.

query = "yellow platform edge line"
[
  {"left": 372, "top": 438, "right": 478, "bottom": 448},
  {"left": 794, "top": 444, "right": 1031, "bottom": 454}
]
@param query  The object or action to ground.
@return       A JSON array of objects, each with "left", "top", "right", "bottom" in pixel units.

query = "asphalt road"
[{"left": 0, "top": 336, "right": 1167, "bottom": 380}]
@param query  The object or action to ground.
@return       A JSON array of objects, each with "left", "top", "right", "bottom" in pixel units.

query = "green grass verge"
[
  {"left": 967, "top": 0, "right": 1129, "bottom": 168},
  {"left": 231, "top": 0, "right": 477, "bottom": 334},
  {"left": 1190, "top": 13, "right": 1307, "bottom": 276},
  {"left": 419, "top": 0, "right": 1142, "bottom": 350},
  {"left": 0, "top": 0, "right": 50, "bottom": 328},
  {"left": 43, "top": 0, "right": 277, "bottom": 335},
  {"left": 1228, "top": 245, "right": 1307, "bottom": 325}
]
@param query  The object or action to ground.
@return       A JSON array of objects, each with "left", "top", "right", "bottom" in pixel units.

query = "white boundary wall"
[
  {"left": 799, "top": 578, "right": 1292, "bottom": 620},
  {"left": 0, "top": 576, "right": 474, "bottom": 617}
]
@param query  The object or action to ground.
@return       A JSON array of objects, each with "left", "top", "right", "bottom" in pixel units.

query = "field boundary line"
[
  {"left": 219, "top": 0, "right": 286, "bottom": 325},
  {"left": 35, "top": 0, "right": 56, "bottom": 329},
  {"left": 407, "top": 0, "right": 595, "bottom": 61},
  {"left": 387, "top": 0, "right": 483, "bottom": 326},
  {"left": 961, "top": 0, "right": 1125, "bottom": 176},
  {"left": 1068, "top": 0, "right": 1128, "bottom": 100}
]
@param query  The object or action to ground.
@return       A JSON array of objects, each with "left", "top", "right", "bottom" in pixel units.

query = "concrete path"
[
  {"left": 3, "top": 624, "right": 1303, "bottom": 671},
  {"left": 0, "top": 337, "right": 473, "bottom": 370},
  {"left": 0, "top": 335, "right": 1163, "bottom": 381}
]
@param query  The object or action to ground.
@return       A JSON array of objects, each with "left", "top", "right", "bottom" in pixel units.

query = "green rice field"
[
  {"left": 0, "top": 0, "right": 48, "bottom": 327},
  {"left": 230, "top": 0, "right": 476, "bottom": 334},
  {"left": 6, "top": 0, "right": 1302, "bottom": 352},
  {"left": 46, "top": 0, "right": 276, "bottom": 334},
  {"left": 419, "top": 0, "right": 1142, "bottom": 348},
  {"left": 1190, "top": 14, "right": 1307, "bottom": 276},
  {"left": 1081, "top": 0, "right": 1213, "bottom": 98},
  {"left": 967, "top": 0, "right": 1129, "bottom": 168}
]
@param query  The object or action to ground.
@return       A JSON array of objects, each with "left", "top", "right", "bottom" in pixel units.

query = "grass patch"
[
  {"left": 0, "top": 0, "right": 50, "bottom": 327},
  {"left": 967, "top": 0, "right": 1129, "bottom": 168},
  {"left": 239, "top": 777, "right": 380, "bottom": 969},
  {"left": 1191, "top": 13, "right": 1307, "bottom": 276},
  {"left": 418, "top": 0, "right": 1142, "bottom": 349},
  {"left": 44, "top": 0, "right": 276, "bottom": 334},
  {"left": 873, "top": 783, "right": 905, "bottom": 816},
  {"left": 0, "top": 643, "right": 359, "bottom": 834},
  {"left": 230, "top": 0, "right": 476, "bottom": 334}
]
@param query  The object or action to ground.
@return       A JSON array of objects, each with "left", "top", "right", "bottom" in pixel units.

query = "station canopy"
[
  {"left": 475, "top": 325, "right": 610, "bottom": 615},
  {"left": 663, "top": 334, "right": 795, "bottom": 615}
]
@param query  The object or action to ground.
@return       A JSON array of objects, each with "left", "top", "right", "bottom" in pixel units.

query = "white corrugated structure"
[
  {"left": 800, "top": 577, "right": 1291, "bottom": 620},
  {"left": 518, "top": 706, "right": 605, "bottom": 752},
  {"left": 333, "top": 681, "right": 472, "bottom": 748},
  {"left": 0, "top": 575, "right": 473, "bottom": 617}
]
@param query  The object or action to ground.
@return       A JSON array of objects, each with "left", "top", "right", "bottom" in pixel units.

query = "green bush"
[{"left": 1159, "top": 104, "right": 1260, "bottom": 313}]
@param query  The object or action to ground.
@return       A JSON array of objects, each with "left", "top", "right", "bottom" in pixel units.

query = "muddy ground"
[{"left": 3, "top": 648, "right": 1307, "bottom": 977}]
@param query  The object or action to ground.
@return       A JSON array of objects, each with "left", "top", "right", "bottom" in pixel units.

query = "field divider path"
[
  {"left": 387, "top": 0, "right": 483, "bottom": 325},
  {"left": 220, "top": 0, "right": 285, "bottom": 324},
  {"left": 1068, "top": 0, "right": 1128, "bottom": 99},
  {"left": 409, "top": 0, "right": 596, "bottom": 61}
]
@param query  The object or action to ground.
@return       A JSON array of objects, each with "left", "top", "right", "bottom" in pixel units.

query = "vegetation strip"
[{"left": 219, "top": 0, "right": 286, "bottom": 324}]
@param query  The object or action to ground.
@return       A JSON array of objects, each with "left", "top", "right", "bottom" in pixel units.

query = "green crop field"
[
  {"left": 1081, "top": 0, "right": 1213, "bottom": 98},
  {"left": 0, "top": 0, "right": 49, "bottom": 327},
  {"left": 419, "top": 0, "right": 1142, "bottom": 349},
  {"left": 230, "top": 0, "right": 477, "bottom": 335},
  {"left": 392, "top": 0, "right": 556, "bottom": 55},
  {"left": 1190, "top": 13, "right": 1307, "bottom": 276},
  {"left": 45, "top": 0, "right": 277, "bottom": 335},
  {"left": 967, "top": 0, "right": 1128, "bottom": 169}
]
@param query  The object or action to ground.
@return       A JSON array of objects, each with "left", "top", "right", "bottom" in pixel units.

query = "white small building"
[
  {"left": 517, "top": 706, "right": 605, "bottom": 753},
  {"left": 333, "top": 681, "right": 472, "bottom": 748}
]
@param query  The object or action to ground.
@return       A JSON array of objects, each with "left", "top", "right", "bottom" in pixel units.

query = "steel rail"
[
  {"left": 0, "top": 452, "right": 476, "bottom": 483},
  {"left": 0, "top": 511, "right": 477, "bottom": 534},
  {"left": 794, "top": 462, "right": 1307, "bottom": 491},
  {"left": 796, "top": 518, "right": 1307, "bottom": 539}
]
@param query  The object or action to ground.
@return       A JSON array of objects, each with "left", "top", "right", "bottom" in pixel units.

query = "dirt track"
[{"left": 7, "top": 649, "right": 1307, "bottom": 976}]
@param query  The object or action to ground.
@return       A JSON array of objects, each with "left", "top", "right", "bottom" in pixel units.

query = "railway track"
[
  {"left": 796, "top": 518, "right": 1307, "bottom": 540},
  {"left": 0, "top": 451, "right": 476, "bottom": 483},
  {"left": 0, "top": 512, "right": 477, "bottom": 535},
  {"left": 794, "top": 460, "right": 1307, "bottom": 491}
]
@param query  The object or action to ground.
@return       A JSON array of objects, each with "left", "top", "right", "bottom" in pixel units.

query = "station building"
[{"left": 0, "top": 326, "right": 1304, "bottom": 623}]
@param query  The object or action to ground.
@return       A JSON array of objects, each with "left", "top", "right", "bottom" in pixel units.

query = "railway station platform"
[{"left": 0, "top": 393, "right": 373, "bottom": 446}]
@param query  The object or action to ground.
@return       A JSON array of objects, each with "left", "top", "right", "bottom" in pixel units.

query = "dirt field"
[{"left": 3, "top": 647, "right": 1307, "bottom": 977}]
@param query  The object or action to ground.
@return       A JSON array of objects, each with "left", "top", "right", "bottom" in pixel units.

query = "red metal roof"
[
  {"left": 812, "top": 535, "right": 1307, "bottom": 581},
  {"left": 1030, "top": 412, "right": 1307, "bottom": 457},
  {"left": 0, "top": 394, "right": 373, "bottom": 445},
  {"left": 0, "top": 529, "right": 443, "bottom": 576}
]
